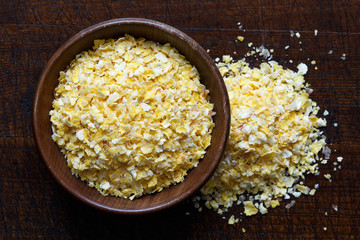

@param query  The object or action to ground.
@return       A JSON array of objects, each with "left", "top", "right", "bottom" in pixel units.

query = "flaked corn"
[
  {"left": 50, "top": 35, "right": 214, "bottom": 199},
  {"left": 200, "top": 58, "right": 327, "bottom": 216}
]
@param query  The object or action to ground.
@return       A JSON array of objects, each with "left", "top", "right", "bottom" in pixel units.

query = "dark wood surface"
[{"left": 1, "top": 0, "right": 359, "bottom": 239}]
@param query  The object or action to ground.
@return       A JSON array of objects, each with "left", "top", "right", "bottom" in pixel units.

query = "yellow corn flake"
[
  {"left": 324, "top": 174, "right": 332, "bottom": 181},
  {"left": 296, "top": 184, "right": 310, "bottom": 195},
  {"left": 228, "top": 215, "right": 239, "bottom": 225},
  {"left": 50, "top": 35, "right": 214, "bottom": 199},
  {"left": 237, "top": 36, "right": 244, "bottom": 42},
  {"left": 311, "top": 139, "right": 325, "bottom": 154},
  {"left": 243, "top": 201, "right": 258, "bottom": 216},
  {"left": 222, "top": 55, "right": 232, "bottom": 64},
  {"left": 309, "top": 189, "right": 316, "bottom": 195},
  {"left": 270, "top": 200, "right": 280, "bottom": 208}
]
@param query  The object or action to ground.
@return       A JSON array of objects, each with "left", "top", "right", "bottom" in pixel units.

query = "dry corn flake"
[
  {"left": 50, "top": 35, "right": 214, "bottom": 200},
  {"left": 200, "top": 57, "right": 327, "bottom": 216}
]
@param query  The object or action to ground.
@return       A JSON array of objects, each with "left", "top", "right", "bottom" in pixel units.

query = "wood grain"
[{"left": 1, "top": 0, "right": 359, "bottom": 239}]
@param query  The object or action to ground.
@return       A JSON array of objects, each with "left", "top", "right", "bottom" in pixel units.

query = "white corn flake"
[
  {"left": 332, "top": 204, "right": 338, "bottom": 211},
  {"left": 285, "top": 200, "right": 296, "bottom": 209},
  {"left": 322, "top": 146, "right": 331, "bottom": 159},
  {"left": 76, "top": 129, "right": 84, "bottom": 141},
  {"left": 283, "top": 149, "right": 293, "bottom": 158},
  {"left": 297, "top": 63, "right": 308, "bottom": 75},
  {"left": 155, "top": 52, "right": 168, "bottom": 62},
  {"left": 292, "top": 191, "right": 301, "bottom": 198},
  {"left": 317, "top": 118, "right": 327, "bottom": 127},
  {"left": 107, "top": 92, "right": 120, "bottom": 103},
  {"left": 140, "top": 103, "right": 151, "bottom": 111},
  {"left": 100, "top": 181, "right": 110, "bottom": 190},
  {"left": 238, "top": 107, "right": 253, "bottom": 119}
]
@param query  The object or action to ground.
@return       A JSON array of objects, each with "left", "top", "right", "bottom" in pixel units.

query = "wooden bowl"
[{"left": 33, "top": 18, "right": 230, "bottom": 214}]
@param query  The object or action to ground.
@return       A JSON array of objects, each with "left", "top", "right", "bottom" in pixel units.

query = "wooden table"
[{"left": 1, "top": 1, "right": 359, "bottom": 239}]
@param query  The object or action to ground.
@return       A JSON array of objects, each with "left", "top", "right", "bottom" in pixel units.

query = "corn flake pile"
[
  {"left": 50, "top": 35, "right": 214, "bottom": 200},
  {"left": 199, "top": 56, "right": 327, "bottom": 216}
]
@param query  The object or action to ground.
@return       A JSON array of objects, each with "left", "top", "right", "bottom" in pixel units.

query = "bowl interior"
[{"left": 33, "top": 18, "right": 230, "bottom": 214}]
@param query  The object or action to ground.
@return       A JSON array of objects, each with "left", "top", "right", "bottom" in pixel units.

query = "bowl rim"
[{"left": 33, "top": 18, "right": 230, "bottom": 214}]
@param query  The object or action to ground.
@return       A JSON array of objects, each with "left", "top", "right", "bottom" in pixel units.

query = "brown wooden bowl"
[{"left": 33, "top": 18, "right": 230, "bottom": 214}]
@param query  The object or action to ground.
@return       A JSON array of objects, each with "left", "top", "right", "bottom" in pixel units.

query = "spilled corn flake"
[
  {"left": 297, "top": 63, "right": 308, "bottom": 75},
  {"left": 332, "top": 204, "right": 338, "bottom": 211},
  {"left": 324, "top": 174, "right": 332, "bottom": 181},
  {"left": 200, "top": 54, "right": 328, "bottom": 218},
  {"left": 228, "top": 215, "right": 239, "bottom": 224},
  {"left": 50, "top": 34, "right": 214, "bottom": 200},
  {"left": 285, "top": 200, "right": 296, "bottom": 209},
  {"left": 237, "top": 36, "right": 244, "bottom": 42},
  {"left": 243, "top": 201, "right": 259, "bottom": 216},
  {"left": 309, "top": 189, "right": 316, "bottom": 195}
]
